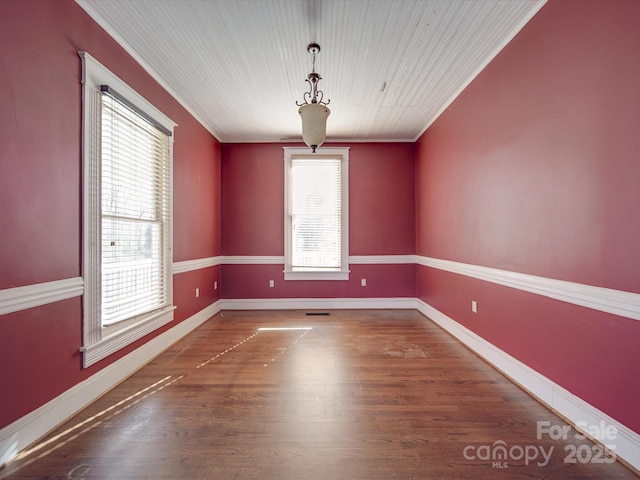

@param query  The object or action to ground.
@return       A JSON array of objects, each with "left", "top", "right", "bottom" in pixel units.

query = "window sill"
[
  {"left": 81, "top": 305, "right": 175, "bottom": 367},
  {"left": 284, "top": 270, "right": 350, "bottom": 281}
]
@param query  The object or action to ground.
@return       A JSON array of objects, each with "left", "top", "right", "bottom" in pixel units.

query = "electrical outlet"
[
  {"left": 472, "top": 300, "right": 478, "bottom": 313},
  {"left": 269, "top": 280, "right": 275, "bottom": 288},
  {"left": 214, "top": 281, "right": 218, "bottom": 290},
  {"left": 361, "top": 278, "right": 367, "bottom": 287},
  {"left": 195, "top": 288, "right": 200, "bottom": 298}
]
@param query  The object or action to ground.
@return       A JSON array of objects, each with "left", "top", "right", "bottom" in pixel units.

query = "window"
[
  {"left": 80, "top": 52, "right": 176, "bottom": 367},
  {"left": 284, "top": 147, "right": 349, "bottom": 280}
]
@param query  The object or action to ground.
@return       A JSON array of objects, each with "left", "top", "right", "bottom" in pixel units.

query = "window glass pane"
[
  {"left": 102, "top": 218, "right": 163, "bottom": 324},
  {"left": 291, "top": 158, "right": 341, "bottom": 270}
]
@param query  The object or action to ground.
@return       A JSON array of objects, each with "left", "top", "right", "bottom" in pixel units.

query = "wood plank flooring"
[{"left": 2, "top": 310, "right": 637, "bottom": 479}]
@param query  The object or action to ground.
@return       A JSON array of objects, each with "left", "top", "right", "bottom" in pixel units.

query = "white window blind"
[
  {"left": 100, "top": 90, "right": 171, "bottom": 326},
  {"left": 290, "top": 157, "right": 342, "bottom": 271}
]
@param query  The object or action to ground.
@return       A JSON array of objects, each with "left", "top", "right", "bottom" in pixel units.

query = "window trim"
[
  {"left": 79, "top": 51, "right": 176, "bottom": 368},
  {"left": 283, "top": 147, "right": 350, "bottom": 281}
]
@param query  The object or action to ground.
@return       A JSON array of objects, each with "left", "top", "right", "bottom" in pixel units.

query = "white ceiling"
[{"left": 76, "top": 0, "right": 546, "bottom": 144}]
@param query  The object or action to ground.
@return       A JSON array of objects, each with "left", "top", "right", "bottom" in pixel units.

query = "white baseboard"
[
  {"left": 220, "top": 297, "right": 418, "bottom": 311},
  {"left": 416, "top": 299, "right": 640, "bottom": 472},
  {"left": 0, "top": 301, "right": 221, "bottom": 468}
]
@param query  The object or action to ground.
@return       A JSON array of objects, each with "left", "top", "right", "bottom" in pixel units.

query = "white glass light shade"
[{"left": 298, "top": 103, "right": 330, "bottom": 150}]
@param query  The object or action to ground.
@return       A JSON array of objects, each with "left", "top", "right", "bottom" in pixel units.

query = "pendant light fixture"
[{"left": 296, "top": 43, "right": 330, "bottom": 153}]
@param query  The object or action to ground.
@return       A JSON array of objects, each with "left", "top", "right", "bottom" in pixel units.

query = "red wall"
[
  {"left": 221, "top": 142, "right": 415, "bottom": 299},
  {"left": 3, "top": 0, "right": 638, "bottom": 446},
  {"left": 0, "top": 0, "right": 221, "bottom": 429},
  {"left": 415, "top": 0, "right": 640, "bottom": 432}
]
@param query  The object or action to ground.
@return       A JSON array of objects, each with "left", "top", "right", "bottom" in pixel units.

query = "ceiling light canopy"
[{"left": 296, "top": 43, "right": 330, "bottom": 153}]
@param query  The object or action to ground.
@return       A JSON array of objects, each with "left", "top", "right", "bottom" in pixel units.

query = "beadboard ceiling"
[{"left": 75, "top": 0, "right": 546, "bottom": 144}]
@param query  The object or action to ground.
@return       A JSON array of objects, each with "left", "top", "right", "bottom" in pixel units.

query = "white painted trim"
[
  {"left": 417, "top": 256, "right": 640, "bottom": 321},
  {"left": 221, "top": 297, "right": 417, "bottom": 311},
  {"left": 81, "top": 306, "right": 176, "bottom": 368},
  {"left": 283, "top": 270, "right": 350, "bottom": 281},
  {"left": 4, "top": 255, "right": 639, "bottom": 325},
  {"left": 415, "top": 299, "right": 640, "bottom": 472},
  {"left": 0, "top": 278, "right": 84, "bottom": 316},
  {"left": 173, "top": 256, "right": 222, "bottom": 274},
  {"left": 220, "top": 256, "right": 284, "bottom": 265},
  {"left": 0, "top": 256, "right": 412, "bottom": 317},
  {"left": 219, "top": 255, "right": 417, "bottom": 265},
  {"left": 349, "top": 255, "right": 417, "bottom": 264},
  {"left": 79, "top": 51, "right": 176, "bottom": 131},
  {"left": 0, "top": 301, "right": 221, "bottom": 468}
]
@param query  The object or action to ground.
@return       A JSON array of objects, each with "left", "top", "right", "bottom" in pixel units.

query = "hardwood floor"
[{"left": 2, "top": 310, "right": 637, "bottom": 479}]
